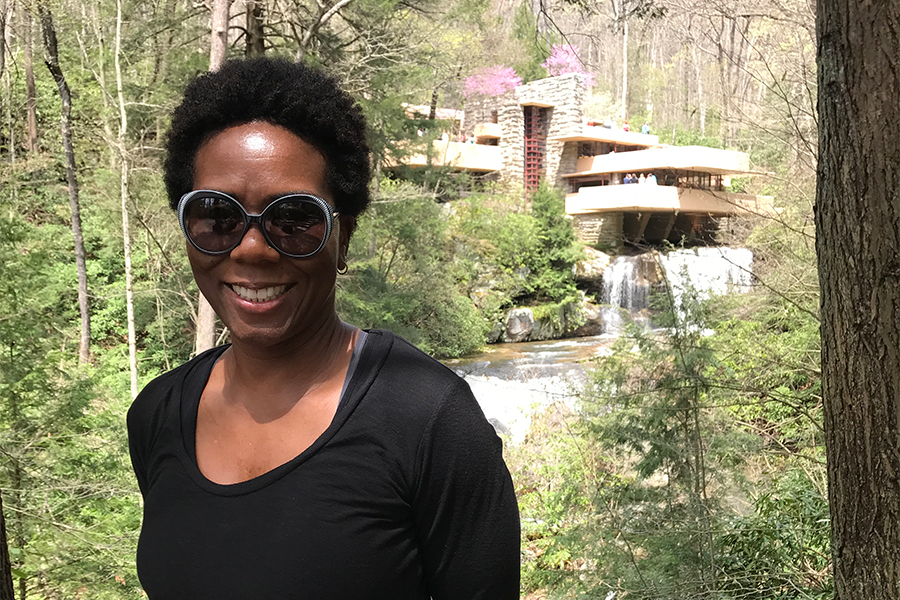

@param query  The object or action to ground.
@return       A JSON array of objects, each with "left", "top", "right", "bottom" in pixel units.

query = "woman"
[{"left": 128, "top": 58, "right": 519, "bottom": 599}]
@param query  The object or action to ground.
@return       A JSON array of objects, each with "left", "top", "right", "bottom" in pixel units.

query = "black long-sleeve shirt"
[{"left": 128, "top": 330, "right": 520, "bottom": 599}]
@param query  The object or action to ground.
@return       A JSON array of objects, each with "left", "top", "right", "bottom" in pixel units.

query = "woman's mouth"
[{"left": 229, "top": 284, "right": 288, "bottom": 303}]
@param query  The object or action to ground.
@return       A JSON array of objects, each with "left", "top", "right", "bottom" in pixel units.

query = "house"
[{"left": 392, "top": 73, "right": 773, "bottom": 248}]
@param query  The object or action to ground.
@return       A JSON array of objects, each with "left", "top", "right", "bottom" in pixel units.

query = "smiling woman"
[{"left": 126, "top": 58, "right": 520, "bottom": 600}]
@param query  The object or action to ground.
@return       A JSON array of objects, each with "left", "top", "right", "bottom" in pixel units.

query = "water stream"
[
  {"left": 447, "top": 247, "right": 755, "bottom": 442},
  {"left": 445, "top": 335, "right": 616, "bottom": 442}
]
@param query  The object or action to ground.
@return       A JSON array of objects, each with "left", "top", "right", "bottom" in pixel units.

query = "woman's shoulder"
[
  {"left": 128, "top": 346, "right": 226, "bottom": 429},
  {"left": 354, "top": 330, "right": 481, "bottom": 426},
  {"left": 362, "top": 329, "right": 466, "bottom": 390}
]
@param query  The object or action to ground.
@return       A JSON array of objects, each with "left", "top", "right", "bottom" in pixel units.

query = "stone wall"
[
  {"left": 460, "top": 74, "right": 587, "bottom": 188},
  {"left": 496, "top": 90, "right": 524, "bottom": 185},
  {"left": 573, "top": 212, "right": 624, "bottom": 250},
  {"left": 461, "top": 97, "right": 494, "bottom": 137}
]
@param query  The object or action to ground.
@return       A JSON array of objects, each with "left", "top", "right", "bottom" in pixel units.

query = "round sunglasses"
[{"left": 177, "top": 190, "right": 339, "bottom": 258}]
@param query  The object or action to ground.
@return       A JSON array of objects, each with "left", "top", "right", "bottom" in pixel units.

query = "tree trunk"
[
  {"left": 87, "top": 1, "right": 116, "bottom": 169},
  {"left": 0, "top": 0, "right": 6, "bottom": 104},
  {"left": 195, "top": 0, "right": 233, "bottom": 355},
  {"left": 816, "top": 0, "right": 900, "bottom": 598},
  {"left": 22, "top": 7, "right": 38, "bottom": 153},
  {"left": 38, "top": 1, "right": 91, "bottom": 364},
  {"left": 245, "top": 0, "right": 264, "bottom": 56},
  {"left": 691, "top": 44, "right": 706, "bottom": 135},
  {"left": 115, "top": 0, "right": 138, "bottom": 398},
  {"left": 620, "top": 19, "right": 628, "bottom": 122},
  {"left": 210, "top": 0, "right": 231, "bottom": 70},
  {"left": 428, "top": 88, "right": 438, "bottom": 121},
  {"left": 0, "top": 489, "right": 14, "bottom": 600}
]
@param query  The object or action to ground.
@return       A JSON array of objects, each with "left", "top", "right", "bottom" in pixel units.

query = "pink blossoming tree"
[
  {"left": 541, "top": 44, "right": 595, "bottom": 88},
  {"left": 463, "top": 65, "right": 523, "bottom": 98}
]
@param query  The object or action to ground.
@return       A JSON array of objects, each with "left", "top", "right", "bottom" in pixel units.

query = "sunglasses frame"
[{"left": 177, "top": 190, "right": 340, "bottom": 259}]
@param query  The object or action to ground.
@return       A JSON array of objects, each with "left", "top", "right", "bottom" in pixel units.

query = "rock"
[
  {"left": 574, "top": 247, "right": 611, "bottom": 280},
  {"left": 575, "top": 247, "right": 611, "bottom": 296},
  {"left": 504, "top": 308, "right": 535, "bottom": 342},
  {"left": 486, "top": 320, "right": 504, "bottom": 344},
  {"left": 487, "top": 417, "right": 510, "bottom": 436},
  {"left": 570, "top": 299, "right": 604, "bottom": 337}
]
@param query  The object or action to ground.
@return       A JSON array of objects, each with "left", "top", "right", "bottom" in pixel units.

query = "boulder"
[
  {"left": 569, "top": 299, "right": 604, "bottom": 337},
  {"left": 504, "top": 308, "right": 535, "bottom": 342},
  {"left": 575, "top": 247, "right": 611, "bottom": 278},
  {"left": 575, "top": 247, "right": 611, "bottom": 296}
]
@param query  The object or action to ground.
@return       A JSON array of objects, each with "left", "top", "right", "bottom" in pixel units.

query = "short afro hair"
[{"left": 164, "top": 57, "right": 371, "bottom": 217}]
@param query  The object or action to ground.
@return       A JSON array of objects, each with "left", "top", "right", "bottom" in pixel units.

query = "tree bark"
[
  {"left": 816, "top": 0, "right": 900, "bottom": 598},
  {"left": 620, "top": 19, "right": 628, "bottom": 122},
  {"left": 0, "top": 489, "right": 15, "bottom": 600},
  {"left": 691, "top": 43, "right": 706, "bottom": 134},
  {"left": 115, "top": 0, "right": 138, "bottom": 398},
  {"left": 22, "top": 8, "right": 38, "bottom": 154},
  {"left": 245, "top": 0, "right": 265, "bottom": 56},
  {"left": 209, "top": 0, "right": 231, "bottom": 71},
  {"left": 0, "top": 0, "right": 6, "bottom": 102},
  {"left": 195, "top": 0, "right": 234, "bottom": 355},
  {"left": 38, "top": 1, "right": 91, "bottom": 364}
]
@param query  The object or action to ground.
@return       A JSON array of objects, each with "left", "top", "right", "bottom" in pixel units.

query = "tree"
[
  {"left": 541, "top": 44, "right": 594, "bottom": 87},
  {"left": 815, "top": 1, "right": 900, "bottom": 599},
  {"left": 115, "top": 0, "right": 138, "bottom": 398},
  {"left": 195, "top": 0, "right": 233, "bottom": 356},
  {"left": 0, "top": 491, "right": 12, "bottom": 600},
  {"left": 463, "top": 65, "right": 522, "bottom": 98},
  {"left": 21, "top": 7, "right": 38, "bottom": 154},
  {"left": 38, "top": 0, "right": 91, "bottom": 364}
]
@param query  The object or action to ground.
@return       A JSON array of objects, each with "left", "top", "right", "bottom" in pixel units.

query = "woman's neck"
[{"left": 220, "top": 316, "right": 359, "bottom": 414}]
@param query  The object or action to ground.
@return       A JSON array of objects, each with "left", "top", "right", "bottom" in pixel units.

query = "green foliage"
[
  {"left": 512, "top": 244, "right": 828, "bottom": 599},
  {"left": 670, "top": 125, "right": 726, "bottom": 148},
  {"left": 510, "top": 1, "right": 553, "bottom": 82},
  {"left": 0, "top": 191, "right": 144, "bottom": 598},
  {"left": 720, "top": 470, "right": 832, "bottom": 599},
  {"left": 526, "top": 183, "right": 582, "bottom": 302},
  {"left": 338, "top": 179, "right": 488, "bottom": 357},
  {"left": 0, "top": 0, "right": 829, "bottom": 597}
]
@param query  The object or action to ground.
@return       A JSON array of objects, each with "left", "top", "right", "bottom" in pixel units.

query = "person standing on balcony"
[{"left": 641, "top": 122, "right": 650, "bottom": 135}]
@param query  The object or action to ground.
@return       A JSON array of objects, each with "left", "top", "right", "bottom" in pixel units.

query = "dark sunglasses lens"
[
  {"left": 265, "top": 199, "right": 329, "bottom": 256},
  {"left": 184, "top": 195, "right": 245, "bottom": 253}
]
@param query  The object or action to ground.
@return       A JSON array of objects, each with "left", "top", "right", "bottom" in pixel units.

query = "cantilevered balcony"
[
  {"left": 389, "top": 139, "right": 502, "bottom": 172},
  {"left": 552, "top": 126, "right": 660, "bottom": 148},
  {"left": 565, "top": 184, "right": 774, "bottom": 217},
  {"left": 568, "top": 145, "right": 752, "bottom": 178}
]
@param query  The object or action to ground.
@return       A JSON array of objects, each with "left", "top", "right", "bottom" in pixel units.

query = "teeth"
[{"left": 231, "top": 284, "right": 287, "bottom": 302}]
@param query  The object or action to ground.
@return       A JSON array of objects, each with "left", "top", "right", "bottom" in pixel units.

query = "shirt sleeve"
[{"left": 411, "top": 377, "right": 520, "bottom": 600}]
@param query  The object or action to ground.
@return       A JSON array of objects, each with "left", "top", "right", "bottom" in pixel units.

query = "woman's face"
[{"left": 187, "top": 122, "right": 351, "bottom": 350}]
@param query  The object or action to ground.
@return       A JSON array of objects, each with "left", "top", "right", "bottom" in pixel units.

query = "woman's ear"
[{"left": 338, "top": 215, "right": 356, "bottom": 268}]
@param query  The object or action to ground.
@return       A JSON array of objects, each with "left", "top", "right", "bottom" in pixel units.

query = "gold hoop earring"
[{"left": 337, "top": 264, "right": 348, "bottom": 275}]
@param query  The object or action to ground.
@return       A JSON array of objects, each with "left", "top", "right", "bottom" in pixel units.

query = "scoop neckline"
[{"left": 176, "top": 331, "right": 384, "bottom": 496}]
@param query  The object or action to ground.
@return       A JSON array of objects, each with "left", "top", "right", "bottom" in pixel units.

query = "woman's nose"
[{"left": 230, "top": 224, "right": 280, "bottom": 262}]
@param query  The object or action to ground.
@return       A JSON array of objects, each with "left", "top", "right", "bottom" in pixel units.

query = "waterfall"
[
  {"left": 601, "top": 247, "right": 753, "bottom": 333},
  {"left": 657, "top": 246, "right": 753, "bottom": 306},
  {"left": 601, "top": 254, "right": 654, "bottom": 333}
]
